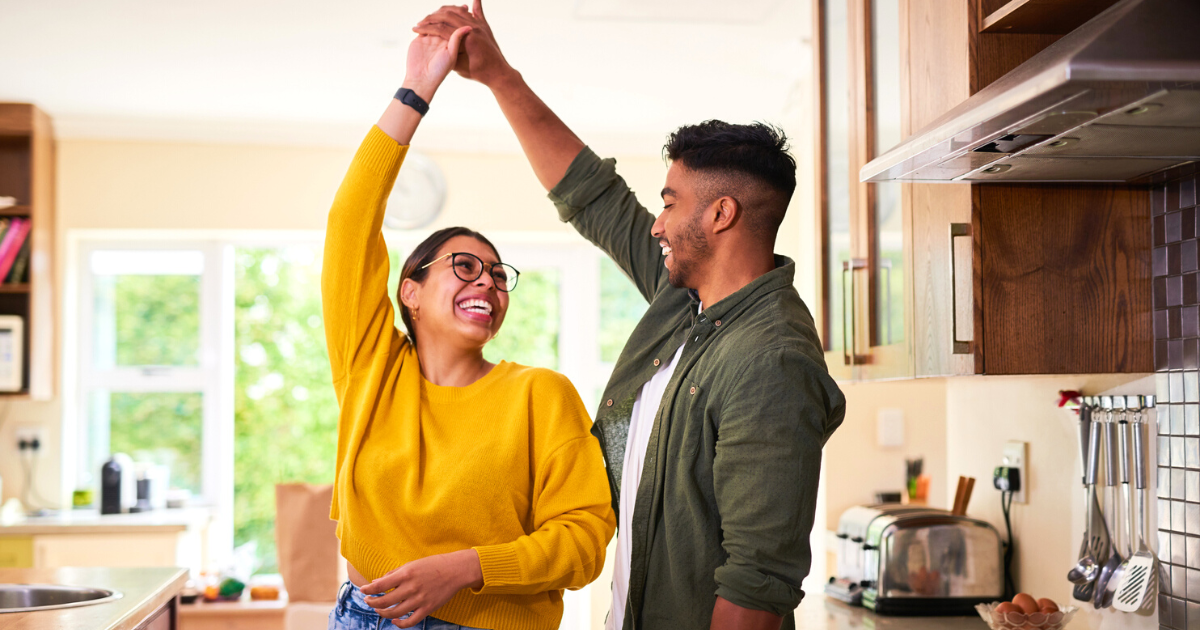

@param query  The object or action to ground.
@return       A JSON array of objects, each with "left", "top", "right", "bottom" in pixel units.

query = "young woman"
[{"left": 322, "top": 28, "right": 615, "bottom": 630}]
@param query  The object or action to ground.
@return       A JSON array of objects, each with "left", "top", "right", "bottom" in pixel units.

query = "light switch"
[{"left": 877, "top": 408, "right": 905, "bottom": 448}]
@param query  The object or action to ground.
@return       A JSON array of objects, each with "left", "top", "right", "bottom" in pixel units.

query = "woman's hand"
[
  {"left": 360, "top": 549, "right": 484, "bottom": 628},
  {"left": 401, "top": 26, "right": 472, "bottom": 103},
  {"left": 413, "top": 1, "right": 515, "bottom": 89}
]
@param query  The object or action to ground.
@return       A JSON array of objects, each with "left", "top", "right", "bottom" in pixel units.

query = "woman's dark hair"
[{"left": 398, "top": 226, "right": 501, "bottom": 345}]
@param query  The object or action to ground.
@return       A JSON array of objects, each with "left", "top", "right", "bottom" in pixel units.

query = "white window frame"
[{"left": 69, "top": 236, "right": 235, "bottom": 560}]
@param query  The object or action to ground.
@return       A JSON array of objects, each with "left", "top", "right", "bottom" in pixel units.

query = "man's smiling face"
[{"left": 654, "top": 163, "right": 710, "bottom": 290}]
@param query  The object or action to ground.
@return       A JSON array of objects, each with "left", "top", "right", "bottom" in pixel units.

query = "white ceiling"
[{"left": 0, "top": 0, "right": 812, "bottom": 154}]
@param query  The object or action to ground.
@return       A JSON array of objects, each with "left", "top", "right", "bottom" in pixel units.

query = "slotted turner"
[{"left": 1113, "top": 418, "right": 1157, "bottom": 612}]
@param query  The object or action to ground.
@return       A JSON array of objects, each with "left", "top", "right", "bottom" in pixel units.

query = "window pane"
[
  {"left": 234, "top": 246, "right": 340, "bottom": 574},
  {"left": 92, "top": 251, "right": 202, "bottom": 368},
  {"left": 98, "top": 391, "right": 204, "bottom": 495},
  {"left": 600, "top": 257, "right": 648, "bottom": 363},
  {"left": 823, "top": 0, "right": 850, "bottom": 352},
  {"left": 484, "top": 269, "right": 560, "bottom": 369}
]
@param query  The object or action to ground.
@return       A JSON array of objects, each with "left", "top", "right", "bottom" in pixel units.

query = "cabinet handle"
[
  {"left": 949, "top": 223, "right": 972, "bottom": 354},
  {"left": 842, "top": 258, "right": 869, "bottom": 365}
]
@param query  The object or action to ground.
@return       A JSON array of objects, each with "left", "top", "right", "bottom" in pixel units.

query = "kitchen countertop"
[
  {"left": 0, "top": 566, "right": 187, "bottom": 630},
  {"left": 0, "top": 508, "right": 211, "bottom": 535},
  {"left": 796, "top": 593, "right": 991, "bottom": 629}
]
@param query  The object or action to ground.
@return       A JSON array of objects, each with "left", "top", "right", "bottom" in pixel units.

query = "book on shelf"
[
  {"left": 0, "top": 219, "right": 29, "bottom": 282},
  {"left": 6, "top": 237, "right": 30, "bottom": 284}
]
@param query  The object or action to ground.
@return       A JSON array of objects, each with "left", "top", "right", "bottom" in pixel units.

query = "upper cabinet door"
[
  {"left": 816, "top": 0, "right": 912, "bottom": 381},
  {"left": 860, "top": 0, "right": 911, "bottom": 379},
  {"left": 816, "top": 0, "right": 856, "bottom": 381}
]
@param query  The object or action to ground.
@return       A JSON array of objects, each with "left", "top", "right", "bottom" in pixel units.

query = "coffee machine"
[{"left": 100, "top": 453, "right": 136, "bottom": 514}]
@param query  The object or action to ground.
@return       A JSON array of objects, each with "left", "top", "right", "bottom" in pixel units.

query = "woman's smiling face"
[{"left": 401, "top": 235, "right": 509, "bottom": 349}]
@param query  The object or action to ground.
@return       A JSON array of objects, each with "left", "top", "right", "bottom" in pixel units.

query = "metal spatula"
[
  {"left": 1113, "top": 418, "right": 1158, "bottom": 612},
  {"left": 1094, "top": 417, "right": 1125, "bottom": 609}
]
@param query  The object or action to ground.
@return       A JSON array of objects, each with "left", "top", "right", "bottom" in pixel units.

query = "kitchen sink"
[{"left": 0, "top": 584, "right": 123, "bottom": 613}]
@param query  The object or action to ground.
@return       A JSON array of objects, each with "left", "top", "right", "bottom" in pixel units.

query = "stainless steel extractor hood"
[{"left": 860, "top": 0, "right": 1200, "bottom": 184}]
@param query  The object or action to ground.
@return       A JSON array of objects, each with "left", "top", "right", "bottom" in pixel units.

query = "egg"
[
  {"left": 1037, "top": 598, "right": 1059, "bottom": 613},
  {"left": 1012, "top": 593, "right": 1039, "bottom": 614},
  {"left": 995, "top": 602, "right": 1021, "bottom": 615}
]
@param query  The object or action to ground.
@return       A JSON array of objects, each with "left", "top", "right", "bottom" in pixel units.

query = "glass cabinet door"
[
  {"left": 861, "top": 0, "right": 910, "bottom": 378},
  {"left": 819, "top": 0, "right": 856, "bottom": 379}
]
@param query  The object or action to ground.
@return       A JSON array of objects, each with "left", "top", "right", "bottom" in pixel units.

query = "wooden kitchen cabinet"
[
  {"left": 818, "top": 0, "right": 1154, "bottom": 377},
  {"left": 0, "top": 103, "right": 56, "bottom": 399},
  {"left": 906, "top": 0, "right": 1152, "bottom": 375}
]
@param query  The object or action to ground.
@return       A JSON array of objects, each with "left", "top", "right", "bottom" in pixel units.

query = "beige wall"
[{"left": 824, "top": 377, "right": 949, "bottom": 521}]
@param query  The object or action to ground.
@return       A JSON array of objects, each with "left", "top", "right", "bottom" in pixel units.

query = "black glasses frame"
[{"left": 419, "top": 252, "right": 520, "bottom": 292}]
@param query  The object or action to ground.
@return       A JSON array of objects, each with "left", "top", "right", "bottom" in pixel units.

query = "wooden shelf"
[
  {"left": 981, "top": 0, "right": 1121, "bottom": 33},
  {"left": 0, "top": 205, "right": 30, "bottom": 216},
  {"left": 0, "top": 284, "right": 30, "bottom": 293}
]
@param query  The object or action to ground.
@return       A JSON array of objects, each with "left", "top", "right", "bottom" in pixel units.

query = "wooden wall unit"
[{"left": 0, "top": 103, "right": 56, "bottom": 399}]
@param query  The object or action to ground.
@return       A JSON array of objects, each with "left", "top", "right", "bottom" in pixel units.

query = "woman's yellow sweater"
[{"left": 322, "top": 126, "right": 616, "bottom": 630}]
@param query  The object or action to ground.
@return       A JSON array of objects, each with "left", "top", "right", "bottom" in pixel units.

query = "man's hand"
[
  {"left": 711, "top": 596, "right": 784, "bottom": 630},
  {"left": 413, "top": 1, "right": 515, "bottom": 88},
  {"left": 359, "top": 549, "right": 484, "bottom": 628},
  {"left": 402, "top": 26, "right": 472, "bottom": 104}
]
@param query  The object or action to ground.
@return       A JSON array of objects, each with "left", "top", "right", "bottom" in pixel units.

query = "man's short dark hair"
[{"left": 664, "top": 120, "right": 796, "bottom": 239}]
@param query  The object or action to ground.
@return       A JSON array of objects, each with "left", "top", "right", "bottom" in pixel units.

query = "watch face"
[{"left": 384, "top": 150, "right": 447, "bottom": 230}]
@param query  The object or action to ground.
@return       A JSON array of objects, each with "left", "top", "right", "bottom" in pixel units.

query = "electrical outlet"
[
  {"left": 1002, "top": 441, "right": 1028, "bottom": 504},
  {"left": 14, "top": 423, "right": 44, "bottom": 453}
]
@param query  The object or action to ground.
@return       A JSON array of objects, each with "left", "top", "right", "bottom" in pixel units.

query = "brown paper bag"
[{"left": 275, "top": 483, "right": 340, "bottom": 602}]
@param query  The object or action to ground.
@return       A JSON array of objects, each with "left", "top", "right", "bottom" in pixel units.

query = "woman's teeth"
[{"left": 457, "top": 299, "right": 493, "bottom": 315}]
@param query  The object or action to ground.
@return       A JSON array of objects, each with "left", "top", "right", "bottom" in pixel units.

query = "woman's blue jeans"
[{"left": 327, "top": 581, "right": 489, "bottom": 630}]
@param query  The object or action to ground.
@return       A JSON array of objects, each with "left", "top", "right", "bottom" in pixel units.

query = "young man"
[{"left": 415, "top": 5, "right": 846, "bottom": 629}]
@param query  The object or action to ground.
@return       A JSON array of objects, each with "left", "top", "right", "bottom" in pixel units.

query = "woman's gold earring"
[{"left": 412, "top": 306, "right": 420, "bottom": 322}]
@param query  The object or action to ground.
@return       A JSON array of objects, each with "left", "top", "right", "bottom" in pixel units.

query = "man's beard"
[{"left": 666, "top": 209, "right": 709, "bottom": 289}]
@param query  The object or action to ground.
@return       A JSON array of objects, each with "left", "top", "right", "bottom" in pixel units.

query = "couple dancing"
[{"left": 322, "top": 4, "right": 845, "bottom": 629}]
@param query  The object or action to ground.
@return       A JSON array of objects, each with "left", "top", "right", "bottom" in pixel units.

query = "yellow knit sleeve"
[
  {"left": 321, "top": 126, "right": 409, "bottom": 385},
  {"left": 471, "top": 372, "right": 617, "bottom": 595}
]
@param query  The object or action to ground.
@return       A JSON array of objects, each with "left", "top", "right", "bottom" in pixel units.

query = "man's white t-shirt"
[{"left": 607, "top": 341, "right": 687, "bottom": 630}]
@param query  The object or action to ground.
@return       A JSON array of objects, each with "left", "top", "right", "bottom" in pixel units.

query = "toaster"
[
  {"left": 828, "top": 504, "right": 1004, "bottom": 616},
  {"left": 826, "top": 503, "right": 937, "bottom": 605}
]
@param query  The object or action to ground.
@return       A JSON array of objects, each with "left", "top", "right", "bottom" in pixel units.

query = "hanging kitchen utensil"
[
  {"left": 1069, "top": 416, "right": 1109, "bottom": 601},
  {"left": 1075, "top": 412, "right": 1108, "bottom": 600},
  {"left": 1114, "top": 416, "right": 1157, "bottom": 612},
  {"left": 1101, "top": 414, "right": 1134, "bottom": 609},
  {"left": 1094, "top": 411, "right": 1124, "bottom": 609}
]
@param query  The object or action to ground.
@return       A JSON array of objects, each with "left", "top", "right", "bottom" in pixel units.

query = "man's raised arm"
[{"left": 414, "top": 1, "right": 583, "bottom": 191}]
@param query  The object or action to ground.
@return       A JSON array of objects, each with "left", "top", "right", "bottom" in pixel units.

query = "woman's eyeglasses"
[{"left": 419, "top": 252, "right": 520, "bottom": 292}]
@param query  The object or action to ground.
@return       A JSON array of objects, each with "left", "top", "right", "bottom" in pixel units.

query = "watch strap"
[{"left": 394, "top": 87, "right": 430, "bottom": 116}]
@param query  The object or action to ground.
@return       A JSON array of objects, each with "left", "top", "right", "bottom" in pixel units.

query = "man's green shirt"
[{"left": 548, "top": 147, "right": 847, "bottom": 629}]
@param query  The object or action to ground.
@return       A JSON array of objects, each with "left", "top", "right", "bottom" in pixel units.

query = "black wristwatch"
[{"left": 394, "top": 87, "right": 430, "bottom": 116}]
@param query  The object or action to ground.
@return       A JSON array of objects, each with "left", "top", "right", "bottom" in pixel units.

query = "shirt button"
[
  {"left": 690, "top": 386, "right": 697, "bottom": 395},
  {"left": 606, "top": 399, "right": 613, "bottom": 407},
  {"left": 715, "top": 320, "right": 722, "bottom": 327},
  {"left": 653, "top": 359, "right": 660, "bottom": 367}
]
